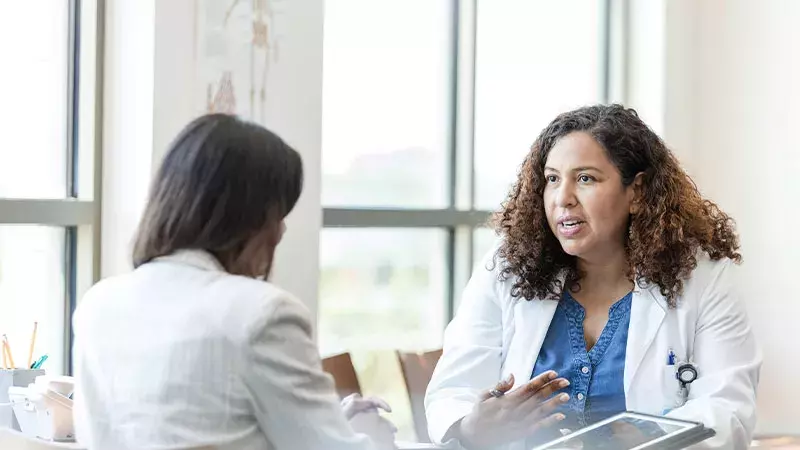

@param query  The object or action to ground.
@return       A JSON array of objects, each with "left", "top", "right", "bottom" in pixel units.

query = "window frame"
[
  {"left": 320, "top": 0, "right": 621, "bottom": 322},
  {"left": 0, "top": 0, "right": 105, "bottom": 374}
]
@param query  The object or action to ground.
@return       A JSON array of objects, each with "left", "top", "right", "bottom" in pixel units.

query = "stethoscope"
[
  {"left": 669, "top": 349, "right": 698, "bottom": 405},
  {"left": 676, "top": 362, "right": 698, "bottom": 388}
]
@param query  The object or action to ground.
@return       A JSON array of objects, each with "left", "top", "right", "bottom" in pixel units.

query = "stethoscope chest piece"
[{"left": 676, "top": 363, "right": 698, "bottom": 387}]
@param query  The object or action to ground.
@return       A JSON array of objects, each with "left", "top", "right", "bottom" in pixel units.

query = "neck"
[{"left": 574, "top": 248, "right": 633, "bottom": 302}]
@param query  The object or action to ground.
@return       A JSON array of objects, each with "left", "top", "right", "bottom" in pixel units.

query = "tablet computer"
[{"left": 532, "top": 411, "right": 715, "bottom": 450}]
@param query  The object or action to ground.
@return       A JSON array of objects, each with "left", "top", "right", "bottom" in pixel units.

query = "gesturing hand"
[{"left": 452, "top": 370, "right": 571, "bottom": 449}]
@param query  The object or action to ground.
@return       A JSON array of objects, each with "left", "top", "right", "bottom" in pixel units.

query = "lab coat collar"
[
  {"left": 502, "top": 282, "right": 667, "bottom": 396},
  {"left": 152, "top": 249, "right": 227, "bottom": 273},
  {"left": 503, "top": 298, "right": 558, "bottom": 390},
  {"left": 625, "top": 283, "right": 668, "bottom": 392}
]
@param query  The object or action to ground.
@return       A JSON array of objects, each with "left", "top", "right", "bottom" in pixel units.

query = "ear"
[{"left": 629, "top": 172, "right": 645, "bottom": 214}]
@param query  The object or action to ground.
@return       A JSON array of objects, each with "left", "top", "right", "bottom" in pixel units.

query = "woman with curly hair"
[{"left": 425, "top": 105, "right": 760, "bottom": 449}]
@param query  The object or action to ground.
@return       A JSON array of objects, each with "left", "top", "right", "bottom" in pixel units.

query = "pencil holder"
[{"left": 0, "top": 369, "right": 45, "bottom": 430}]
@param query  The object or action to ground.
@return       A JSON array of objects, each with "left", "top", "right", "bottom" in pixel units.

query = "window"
[
  {"left": 0, "top": 0, "right": 102, "bottom": 375},
  {"left": 321, "top": 0, "right": 453, "bottom": 208},
  {"left": 319, "top": 228, "right": 449, "bottom": 357},
  {"left": 320, "top": 0, "right": 612, "bottom": 439},
  {"left": 473, "top": 0, "right": 603, "bottom": 209},
  {"left": 472, "top": 226, "right": 497, "bottom": 270}
]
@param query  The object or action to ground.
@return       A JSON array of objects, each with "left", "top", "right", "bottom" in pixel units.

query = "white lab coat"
[
  {"left": 72, "top": 250, "right": 376, "bottom": 450},
  {"left": 425, "top": 249, "right": 761, "bottom": 450}
]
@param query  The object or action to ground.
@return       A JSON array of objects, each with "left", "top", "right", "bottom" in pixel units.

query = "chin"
[{"left": 558, "top": 240, "right": 585, "bottom": 257}]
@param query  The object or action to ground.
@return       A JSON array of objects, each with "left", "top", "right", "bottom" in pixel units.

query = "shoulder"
[
  {"left": 684, "top": 252, "right": 737, "bottom": 295},
  {"left": 73, "top": 274, "right": 133, "bottom": 326},
  {"left": 206, "top": 274, "right": 313, "bottom": 338},
  {"left": 676, "top": 251, "right": 740, "bottom": 311},
  {"left": 470, "top": 240, "right": 516, "bottom": 301}
]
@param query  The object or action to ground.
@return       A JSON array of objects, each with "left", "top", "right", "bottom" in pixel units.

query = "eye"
[
  {"left": 545, "top": 175, "right": 559, "bottom": 183},
  {"left": 578, "top": 174, "right": 595, "bottom": 184}
]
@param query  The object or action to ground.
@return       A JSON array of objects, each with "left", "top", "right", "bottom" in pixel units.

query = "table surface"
[{"left": 0, "top": 428, "right": 85, "bottom": 449}]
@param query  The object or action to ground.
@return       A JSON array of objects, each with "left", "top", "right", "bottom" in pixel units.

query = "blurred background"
[{"left": 0, "top": 0, "right": 798, "bottom": 443}]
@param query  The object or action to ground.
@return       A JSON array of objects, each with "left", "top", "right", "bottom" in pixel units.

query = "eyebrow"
[{"left": 544, "top": 166, "right": 604, "bottom": 173}]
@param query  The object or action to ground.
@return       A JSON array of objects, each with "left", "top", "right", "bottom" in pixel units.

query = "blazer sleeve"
[
  {"left": 666, "top": 259, "right": 761, "bottom": 449},
  {"left": 240, "top": 293, "right": 376, "bottom": 450},
  {"left": 424, "top": 248, "right": 505, "bottom": 445}
]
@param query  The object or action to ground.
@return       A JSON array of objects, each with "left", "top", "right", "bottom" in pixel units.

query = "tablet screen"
[{"left": 533, "top": 413, "right": 696, "bottom": 450}]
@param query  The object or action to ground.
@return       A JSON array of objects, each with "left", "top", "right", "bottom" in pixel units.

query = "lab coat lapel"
[
  {"left": 624, "top": 286, "right": 667, "bottom": 394},
  {"left": 503, "top": 298, "right": 558, "bottom": 388}
]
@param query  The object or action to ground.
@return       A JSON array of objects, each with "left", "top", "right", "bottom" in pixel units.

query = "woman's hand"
[
  {"left": 342, "top": 394, "right": 397, "bottom": 450},
  {"left": 451, "top": 370, "right": 571, "bottom": 449},
  {"left": 341, "top": 393, "right": 392, "bottom": 420}
]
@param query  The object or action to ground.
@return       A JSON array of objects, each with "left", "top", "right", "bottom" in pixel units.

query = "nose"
[{"left": 554, "top": 179, "right": 578, "bottom": 208}]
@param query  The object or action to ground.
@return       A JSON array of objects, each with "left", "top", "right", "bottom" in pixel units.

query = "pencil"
[
  {"left": 2, "top": 335, "right": 15, "bottom": 369},
  {"left": 2, "top": 341, "right": 7, "bottom": 369},
  {"left": 27, "top": 322, "right": 38, "bottom": 368}
]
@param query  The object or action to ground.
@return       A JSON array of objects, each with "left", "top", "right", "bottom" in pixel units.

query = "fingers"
[
  {"left": 361, "top": 396, "right": 392, "bottom": 413},
  {"left": 342, "top": 394, "right": 394, "bottom": 420},
  {"left": 526, "top": 411, "right": 567, "bottom": 435},
  {"left": 479, "top": 373, "right": 515, "bottom": 401},
  {"left": 509, "top": 371, "right": 568, "bottom": 403},
  {"left": 521, "top": 389, "right": 570, "bottom": 421},
  {"left": 341, "top": 393, "right": 370, "bottom": 419},
  {"left": 530, "top": 378, "right": 571, "bottom": 403},
  {"left": 511, "top": 370, "right": 557, "bottom": 398},
  {"left": 341, "top": 393, "right": 360, "bottom": 404}
]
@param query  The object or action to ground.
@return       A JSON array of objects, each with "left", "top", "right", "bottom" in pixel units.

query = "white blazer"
[
  {"left": 425, "top": 249, "right": 761, "bottom": 450},
  {"left": 72, "top": 250, "right": 376, "bottom": 450}
]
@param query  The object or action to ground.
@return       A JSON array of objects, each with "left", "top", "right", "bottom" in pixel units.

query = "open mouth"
[{"left": 560, "top": 220, "right": 585, "bottom": 228}]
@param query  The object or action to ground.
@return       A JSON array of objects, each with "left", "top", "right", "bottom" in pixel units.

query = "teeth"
[{"left": 563, "top": 221, "right": 580, "bottom": 226}]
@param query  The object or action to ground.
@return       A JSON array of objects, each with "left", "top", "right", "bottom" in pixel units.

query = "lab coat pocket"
[{"left": 661, "top": 365, "right": 683, "bottom": 414}]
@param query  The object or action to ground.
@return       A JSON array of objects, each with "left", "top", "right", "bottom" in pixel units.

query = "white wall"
[
  {"left": 630, "top": 0, "right": 800, "bottom": 435},
  {"left": 102, "top": 0, "right": 324, "bottom": 313},
  {"left": 101, "top": 0, "right": 155, "bottom": 277},
  {"left": 256, "top": 2, "right": 324, "bottom": 316}
]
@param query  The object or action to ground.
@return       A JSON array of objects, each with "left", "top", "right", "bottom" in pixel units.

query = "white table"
[{"left": 0, "top": 428, "right": 84, "bottom": 449}]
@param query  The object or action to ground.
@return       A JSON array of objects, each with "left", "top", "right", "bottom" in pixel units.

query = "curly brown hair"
[{"left": 491, "top": 104, "right": 741, "bottom": 306}]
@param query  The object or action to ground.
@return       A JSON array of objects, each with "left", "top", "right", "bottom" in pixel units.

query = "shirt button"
[
  {"left": 581, "top": 366, "right": 590, "bottom": 374},
  {"left": 577, "top": 393, "right": 585, "bottom": 400}
]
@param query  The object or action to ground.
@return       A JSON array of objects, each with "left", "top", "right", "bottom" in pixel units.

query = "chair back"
[
  {"left": 396, "top": 349, "right": 443, "bottom": 443},
  {"left": 321, "top": 352, "right": 362, "bottom": 399}
]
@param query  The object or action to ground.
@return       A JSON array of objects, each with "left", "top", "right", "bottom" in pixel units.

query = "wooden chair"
[
  {"left": 396, "top": 349, "right": 443, "bottom": 443},
  {"left": 321, "top": 352, "right": 362, "bottom": 399}
]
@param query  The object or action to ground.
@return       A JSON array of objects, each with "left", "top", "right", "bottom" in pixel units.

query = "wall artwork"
[{"left": 195, "top": 0, "right": 283, "bottom": 122}]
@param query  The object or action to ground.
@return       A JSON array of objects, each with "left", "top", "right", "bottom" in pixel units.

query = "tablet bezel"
[{"left": 531, "top": 411, "right": 705, "bottom": 450}]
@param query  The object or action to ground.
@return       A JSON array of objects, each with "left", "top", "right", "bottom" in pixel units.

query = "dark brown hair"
[
  {"left": 492, "top": 104, "right": 741, "bottom": 306},
  {"left": 133, "top": 113, "right": 303, "bottom": 268}
]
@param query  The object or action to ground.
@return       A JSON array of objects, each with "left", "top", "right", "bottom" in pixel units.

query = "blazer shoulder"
[{"left": 210, "top": 275, "right": 312, "bottom": 337}]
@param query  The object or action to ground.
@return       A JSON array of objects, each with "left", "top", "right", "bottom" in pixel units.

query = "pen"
[
  {"left": 31, "top": 354, "right": 48, "bottom": 370},
  {"left": 27, "top": 322, "right": 38, "bottom": 368},
  {"left": 667, "top": 349, "right": 676, "bottom": 366},
  {"left": 2, "top": 335, "right": 15, "bottom": 369}
]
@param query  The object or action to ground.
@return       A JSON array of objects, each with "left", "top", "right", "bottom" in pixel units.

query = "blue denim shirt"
[{"left": 528, "top": 291, "right": 632, "bottom": 444}]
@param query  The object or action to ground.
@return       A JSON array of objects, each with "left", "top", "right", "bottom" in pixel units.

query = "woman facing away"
[
  {"left": 72, "top": 114, "right": 397, "bottom": 450},
  {"left": 425, "top": 104, "right": 760, "bottom": 449}
]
